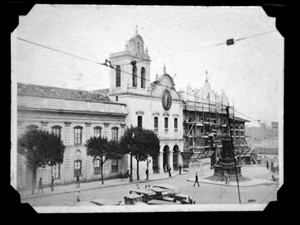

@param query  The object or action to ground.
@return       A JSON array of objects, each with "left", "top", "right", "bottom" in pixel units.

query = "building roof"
[
  {"left": 17, "top": 83, "right": 111, "bottom": 103},
  {"left": 229, "top": 115, "right": 250, "bottom": 123}
]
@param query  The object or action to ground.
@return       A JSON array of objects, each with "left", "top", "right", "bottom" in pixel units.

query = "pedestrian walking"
[
  {"left": 145, "top": 168, "right": 149, "bottom": 180},
  {"left": 224, "top": 171, "right": 229, "bottom": 185},
  {"left": 77, "top": 190, "right": 80, "bottom": 202},
  {"left": 50, "top": 176, "right": 54, "bottom": 191},
  {"left": 193, "top": 172, "right": 200, "bottom": 187},
  {"left": 178, "top": 164, "right": 182, "bottom": 175},
  {"left": 164, "top": 163, "right": 167, "bottom": 172},
  {"left": 126, "top": 169, "right": 130, "bottom": 178},
  {"left": 266, "top": 160, "right": 269, "bottom": 170},
  {"left": 37, "top": 177, "right": 43, "bottom": 194},
  {"left": 168, "top": 164, "right": 172, "bottom": 177},
  {"left": 76, "top": 174, "right": 80, "bottom": 188}
]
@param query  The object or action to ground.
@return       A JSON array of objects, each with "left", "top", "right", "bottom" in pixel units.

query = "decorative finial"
[
  {"left": 205, "top": 70, "right": 208, "bottom": 83},
  {"left": 145, "top": 45, "right": 148, "bottom": 55},
  {"left": 156, "top": 74, "right": 158, "bottom": 81},
  {"left": 135, "top": 25, "right": 138, "bottom": 35},
  {"left": 163, "top": 64, "right": 167, "bottom": 74}
]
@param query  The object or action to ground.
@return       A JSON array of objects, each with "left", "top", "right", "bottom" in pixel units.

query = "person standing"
[
  {"left": 266, "top": 160, "right": 269, "bottom": 170},
  {"left": 193, "top": 172, "right": 200, "bottom": 187},
  {"left": 178, "top": 164, "right": 182, "bottom": 175},
  {"left": 50, "top": 176, "right": 54, "bottom": 191},
  {"left": 145, "top": 168, "right": 149, "bottom": 180},
  {"left": 37, "top": 177, "right": 43, "bottom": 194},
  {"left": 224, "top": 171, "right": 229, "bottom": 185},
  {"left": 168, "top": 164, "right": 172, "bottom": 177},
  {"left": 76, "top": 174, "right": 80, "bottom": 188}
]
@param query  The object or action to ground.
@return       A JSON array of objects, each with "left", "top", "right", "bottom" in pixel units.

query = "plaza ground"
[{"left": 20, "top": 162, "right": 279, "bottom": 210}]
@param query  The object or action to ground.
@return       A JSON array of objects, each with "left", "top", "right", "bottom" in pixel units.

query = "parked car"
[
  {"left": 123, "top": 193, "right": 147, "bottom": 205},
  {"left": 146, "top": 186, "right": 174, "bottom": 202},
  {"left": 129, "top": 188, "right": 157, "bottom": 203},
  {"left": 153, "top": 184, "right": 195, "bottom": 204}
]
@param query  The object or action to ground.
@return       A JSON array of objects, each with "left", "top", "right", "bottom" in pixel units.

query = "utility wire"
[{"left": 17, "top": 35, "right": 273, "bottom": 122}]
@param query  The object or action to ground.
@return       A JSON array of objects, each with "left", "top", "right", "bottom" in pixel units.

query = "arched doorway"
[
  {"left": 152, "top": 147, "right": 160, "bottom": 173},
  {"left": 163, "top": 145, "right": 170, "bottom": 172},
  {"left": 173, "top": 145, "right": 179, "bottom": 170}
]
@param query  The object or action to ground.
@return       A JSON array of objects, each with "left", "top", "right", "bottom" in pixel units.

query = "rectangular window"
[
  {"left": 74, "top": 160, "right": 82, "bottom": 176},
  {"left": 111, "top": 159, "right": 118, "bottom": 173},
  {"left": 94, "top": 159, "right": 101, "bottom": 175},
  {"left": 164, "top": 117, "right": 168, "bottom": 132},
  {"left": 111, "top": 128, "right": 119, "bottom": 141},
  {"left": 154, "top": 117, "right": 158, "bottom": 132},
  {"left": 74, "top": 127, "right": 82, "bottom": 144},
  {"left": 51, "top": 164, "right": 60, "bottom": 179},
  {"left": 94, "top": 127, "right": 102, "bottom": 138},
  {"left": 51, "top": 126, "right": 62, "bottom": 137},
  {"left": 174, "top": 118, "right": 178, "bottom": 132}
]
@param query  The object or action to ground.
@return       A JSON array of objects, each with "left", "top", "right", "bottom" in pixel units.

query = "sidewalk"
[
  {"left": 20, "top": 170, "right": 187, "bottom": 200},
  {"left": 187, "top": 164, "right": 279, "bottom": 187}
]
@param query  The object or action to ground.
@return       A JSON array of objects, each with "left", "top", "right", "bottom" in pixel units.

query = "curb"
[
  {"left": 21, "top": 172, "right": 186, "bottom": 200},
  {"left": 186, "top": 178, "right": 279, "bottom": 187}
]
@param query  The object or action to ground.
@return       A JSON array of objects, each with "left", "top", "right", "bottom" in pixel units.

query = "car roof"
[
  {"left": 153, "top": 184, "right": 179, "bottom": 190},
  {"left": 147, "top": 187, "right": 168, "bottom": 192},
  {"left": 124, "top": 193, "right": 142, "bottom": 199},
  {"left": 130, "top": 188, "right": 156, "bottom": 195}
]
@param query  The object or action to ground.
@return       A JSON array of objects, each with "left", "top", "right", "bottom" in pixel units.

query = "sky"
[{"left": 12, "top": 5, "right": 284, "bottom": 127}]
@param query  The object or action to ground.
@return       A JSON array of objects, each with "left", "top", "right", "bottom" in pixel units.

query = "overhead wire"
[{"left": 17, "top": 30, "right": 277, "bottom": 122}]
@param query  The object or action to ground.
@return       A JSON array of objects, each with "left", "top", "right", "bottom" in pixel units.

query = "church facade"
[{"left": 105, "top": 29, "right": 184, "bottom": 174}]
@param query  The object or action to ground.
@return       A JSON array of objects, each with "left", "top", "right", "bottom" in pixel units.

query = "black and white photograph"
[{"left": 10, "top": 4, "right": 283, "bottom": 212}]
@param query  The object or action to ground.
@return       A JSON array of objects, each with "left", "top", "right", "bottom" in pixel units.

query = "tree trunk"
[
  {"left": 136, "top": 159, "right": 140, "bottom": 180},
  {"left": 100, "top": 158, "right": 104, "bottom": 185},
  {"left": 32, "top": 167, "right": 37, "bottom": 195}
]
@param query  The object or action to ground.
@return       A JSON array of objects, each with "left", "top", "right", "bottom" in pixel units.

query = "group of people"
[
  {"left": 37, "top": 176, "right": 55, "bottom": 194},
  {"left": 37, "top": 174, "right": 81, "bottom": 194}
]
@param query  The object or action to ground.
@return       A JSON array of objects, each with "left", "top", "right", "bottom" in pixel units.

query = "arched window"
[
  {"left": 164, "top": 117, "right": 168, "bottom": 132},
  {"left": 137, "top": 116, "right": 143, "bottom": 128},
  {"left": 51, "top": 164, "right": 60, "bottom": 179},
  {"left": 137, "top": 42, "right": 140, "bottom": 53},
  {"left": 111, "top": 159, "right": 118, "bottom": 173},
  {"left": 74, "top": 160, "right": 82, "bottom": 177},
  {"left": 94, "top": 126, "right": 102, "bottom": 138},
  {"left": 74, "top": 126, "right": 83, "bottom": 144},
  {"left": 154, "top": 117, "right": 158, "bottom": 132},
  {"left": 51, "top": 125, "right": 62, "bottom": 137},
  {"left": 174, "top": 118, "right": 178, "bottom": 132},
  {"left": 111, "top": 127, "right": 119, "bottom": 141},
  {"left": 94, "top": 158, "right": 101, "bottom": 175},
  {"left": 132, "top": 64, "right": 137, "bottom": 87},
  {"left": 141, "top": 67, "right": 146, "bottom": 88},
  {"left": 116, "top": 65, "right": 121, "bottom": 87}
]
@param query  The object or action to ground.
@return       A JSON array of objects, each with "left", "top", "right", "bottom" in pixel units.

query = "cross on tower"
[{"left": 205, "top": 70, "right": 208, "bottom": 83}]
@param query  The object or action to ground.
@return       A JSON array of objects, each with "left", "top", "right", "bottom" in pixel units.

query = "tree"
[
  {"left": 18, "top": 129, "right": 65, "bottom": 194},
  {"left": 85, "top": 136, "right": 123, "bottom": 185},
  {"left": 120, "top": 126, "right": 160, "bottom": 181}
]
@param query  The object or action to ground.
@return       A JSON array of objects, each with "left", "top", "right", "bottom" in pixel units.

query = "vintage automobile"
[
  {"left": 129, "top": 188, "right": 157, "bottom": 203},
  {"left": 153, "top": 184, "right": 195, "bottom": 204},
  {"left": 123, "top": 193, "right": 147, "bottom": 205},
  {"left": 145, "top": 186, "right": 174, "bottom": 202}
]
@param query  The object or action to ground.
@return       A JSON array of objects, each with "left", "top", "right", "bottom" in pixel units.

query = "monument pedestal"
[{"left": 213, "top": 134, "right": 242, "bottom": 180}]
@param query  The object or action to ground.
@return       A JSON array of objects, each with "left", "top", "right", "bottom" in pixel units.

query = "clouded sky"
[{"left": 12, "top": 5, "right": 283, "bottom": 126}]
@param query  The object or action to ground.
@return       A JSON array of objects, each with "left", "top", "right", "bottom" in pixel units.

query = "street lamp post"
[{"left": 129, "top": 133, "right": 135, "bottom": 182}]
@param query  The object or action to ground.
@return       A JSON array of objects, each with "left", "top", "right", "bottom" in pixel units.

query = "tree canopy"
[
  {"left": 120, "top": 126, "right": 160, "bottom": 161},
  {"left": 18, "top": 129, "right": 65, "bottom": 169}
]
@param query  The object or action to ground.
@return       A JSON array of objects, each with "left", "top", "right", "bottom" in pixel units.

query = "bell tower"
[{"left": 109, "top": 26, "right": 151, "bottom": 97}]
